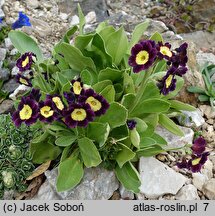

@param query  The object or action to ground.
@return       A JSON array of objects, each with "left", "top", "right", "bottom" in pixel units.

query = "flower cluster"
[
  {"left": 14, "top": 52, "right": 36, "bottom": 87},
  {"left": 12, "top": 78, "right": 109, "bottom": 128},
  {"left": 129, "top": 40, "right": 188, "bottom": 95},
  {"left": 177, "top": 137, "right": 209, "bottom": 172}
]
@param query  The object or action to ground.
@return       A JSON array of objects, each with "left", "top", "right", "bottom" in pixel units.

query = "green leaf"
[
  {"left": 61, "top": 26, "right": 78, "bottom": 43},
  {"left": 98, "top": 25, "right": 116, "bottom": 44},
  {"left": 151, "top": 133, "right": 167, "bottom": 145},
  {"left": 74, "top": 34, "right": 94, "bottom": 50},
  {"left": 115, "top": 143, "right": 135, "bottom": 167},
  {"left": 170, "top": 100, "right": 196, "bottom": 111},
  {"left": 153, "top": 60, "right": 167, "bottom": 73},
  {"left": 131, "top": 98, "right": 170, "bottom": 117},
  {"left": 137, "top": 145, "right": 164, "bottom": 157},
  {"left": 187, "top": 86, "right": 206, "bottom": 94},
  {"left": 55, "top": 131, "right": 77, "bottom": 147},
  {"left": 159, "top": 114, "right": 184, "bottom": 136},
  {"left": 149, "top": 31, "right": 163, "bottom": 43},
  {"left": 141, "top": 81, "right": 161, "bottom": 100},
  {"left": 121, "top": 93, "right": 136, "bottom": 110},
  {"left": 99, "top": 85, "right": 115, "bottom": 103},
  {"left": 109, "top": 124, "right": 129, "bottom": 142},
  {"left": 134, "top": 118, "right": 148, "bottom": 133},
  {"left": 77, "top": 3, "right": 86, "bottom": 34},
  {"left": 93, "top": 80, "right": 112, "bottom": 93},
  {"left": 56, "top": 155, "right": 84, "bottom": 192},
  {"left": 139, "top": 137, "right": 156, "bottom": 148},
  {"left": 129, "top": 20, "right": 149, "bottom": 50},
  {"left": 78, "top": 137, "right": 102, "bottom": 168},
  {"left": 198, "top": 94, "right": 210, "bottom": 102},
  {"left": 115, "top": 162, "right": 141, "bottom": 193},
  {"left": 9, "top": 30, "right": 43, "bottom": 61},
  {"left": 87, "top": 122, "right": 110, "bottom": 147},
  {"left": 123, "top": 72, "right": 135, "bottom": 94},
  {"left": 99, "top": 102, "right": 128, "bottom": 129},
  {"left": 114, "top": 83, "right": 124, "bottom": 101},
  {"left": 106, "top": 27, "right": 128, "bottom": 65},
  {"left": 130, "top": 128, "right": 140, "bottom": 148},
  {"left": 54, "top": 42, "right": 96, "bottom": 72},
  {"left": 98, "top": 68, "right": 124, "bottom": 83},
  {"left": 30, "top": 141, "right": 61, "bottom": 164},
  {"left": 80, "top": 69, "right": 97, "bottom": 85}
]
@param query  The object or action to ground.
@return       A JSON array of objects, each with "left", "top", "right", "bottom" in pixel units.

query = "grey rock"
[
  {"left": 139, "top": 157, "right": 187, "bottom": 199},
  {"left": 197, "top": 51, "right": 215, "bottom": 68},
  {"left": 202, "top": 178, "right": 215, "bottom": 199},
  {"left": 70, "top": 15, "right": 79, "bottom": 26},
  {"left": 4, "top": 38, "right": 13, "bottom": 50},
  {"left": 0, "top": 8, "right": 4, "bottom": 18},
  {"left": 0, "top": 100, "right": 14, "bottom": 114},
  {"left": 0, "top": 48, "right": 6, "bottom": 61},
  {"left": 32, "top": 181, "right": 61, "bottom": 200},
  {"left": 175, "top": 184, "right": 200, "bottom": 200},
  {"left": 199, "top": 105, "right": 215, "bottom": 119},
  {"left": 202, "top": 160, "right": 213, "bottom": 179},
  {"left": 9, "top": 85, "right": 30, "bottom": 100},
  {"left": 177, "top": 109, "right": 205, "bottom": 128},
  {"left": 180, "top": 31, "right": 215, "bottom": 50},
  {"left": 155, "top": 125, "right": 194, "bottom": 149},
  {"left": 119, "top": 184, "right": 134, "bottom": 200},
  {"left": 10, "top": 48, "right": 18, "bottom": 56},
  {"left": 85, "top": 11, "right": 96, "bottom": 24},
  {"left": 31, "top": 18, "right": 52, "bottom": 37},
  {"left": 45, "top": 166, "right": 119, "bottom": 200},
  {"left": 0, "top": 68, "right": 10, "bottom": 82},
  {"left": 192, "top": 173, "right": 209, "bottom": 191},
  {"left": 2, "top": 79, "right": 19, "bottom": 93},
  {"left": 0, "top": 0, "right": 5, "bottom": 7},
  {"left": 11, "top": 67, "right": 19, "bottom": 76},
  {"left": 59, "top": 12, "right": 69, "bottom": 21},
  {"left": 26, "top": 0, "right": 39, "bottom": 9},
  {"left": 3, "top": 190, "right": 15, "bottom": 200}
]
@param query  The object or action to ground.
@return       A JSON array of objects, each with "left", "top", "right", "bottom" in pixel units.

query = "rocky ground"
[{"left": 0, "top": 0, "right": 215, "bottom": 200}]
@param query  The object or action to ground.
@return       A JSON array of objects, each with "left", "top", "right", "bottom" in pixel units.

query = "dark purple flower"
[
  {"left": 46, "top": 94, "right": 65, "bottom": 112},
  {"left": 192, "top": 137, "right": 206, "bottom": 155},
  {"left": 187, "top": 152, "right": 209, "bottom": 173},
  {"left": 63, "top": 92, "right": 76, "bottom": 104},
  {"left": 16, "top": 52, "right": 36, "bottom": 72},
  {"left": 12, "top": 12, "right": 31, "bottom": 29},
  {"left": 12, "top": 97, "right": 38, "bottom": 127},
  {"left": 171, "top": 42, "right": 188, "bottom": 67},
  {"left": 128, "top": 40, "right": 157, "bottom": 73},
  {"left": 156, "top": 42, "right": 172, "bottom": 60},
  {"left": 177, "top": 157, "right": 188, "bottom": 169},
  {"left": 64, "top": 103, "right": 95, "bottom": 128},
  {"left": 127, "top": 119, "right": 137, "bottom": 130},
  {"left": 15, "top": 74, "right": 32, "bottom": 87},
  {"left": 157, "top": 71, "right": 177, "bottom": 95},
  {"left": 71, "top": 78, "right": 83, "bottom": 95},
  {"left": 78, "top": 89, "right": 109, "bottom": 116},
  {"left": 167, "top": 66, "right": 188, "bottom": 77},
  {"left": 29, "top": 88, "right": 41, "bottom": 102},
  {"left": 39, "top": 99, "right": 58, "bottom": 123}
]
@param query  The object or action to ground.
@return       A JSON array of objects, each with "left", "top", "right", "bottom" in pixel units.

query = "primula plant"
[
  {"left": 0, "top": 114, "right": 34, "bottom": 199},
  {"left": 8, "top": 6, "right": 201, "bottom": 193}
]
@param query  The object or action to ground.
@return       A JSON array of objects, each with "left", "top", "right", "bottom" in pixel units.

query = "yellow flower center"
[
  {"left": 22, "top": 56, "right": 29, "bottom": 67},
  {"left": 160, "top": 46, "right": 172, "bottom": 57},
  {"left": 71, "top": 108, "right": 86, "bottom": 121},
  {"left": 86, "top": 96, "right": 102, "bottom": 112},
  {"left": 19, "top": 77, "right": 29, "bottom": 86},
  {"left": 165, "top": 75, "right": 173, "bottom": 88},
  {"left": 191, "top": 157, "right": 201, "bottom": 166},
  {"left": 40, "top": 106, "right": 54, "bottom": 118},
  {"left": 52, "top": 97, "right": 64, "bottom": 110},
  {"left": 19, "top": 104, "right": 32, "bottom": 120},
  {"left": 73, "top": 81, "right": 82, "bottom": 95},
  {"left": 135, "top": 50, "right": 149, "bottom": 65}
]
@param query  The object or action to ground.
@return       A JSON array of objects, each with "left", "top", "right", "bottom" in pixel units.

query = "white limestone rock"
[
  {"left": 155, "top": 125, "right": 194, "bottom": 149},
  {"left": 175, "top": 184, "right": 200, "bottom": 200},
  {"left": 192, "top": 173, "right": 209, "bottom": 191},
  {"left": 138, "top": 157, "right": 187, "bottom": 199}
]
